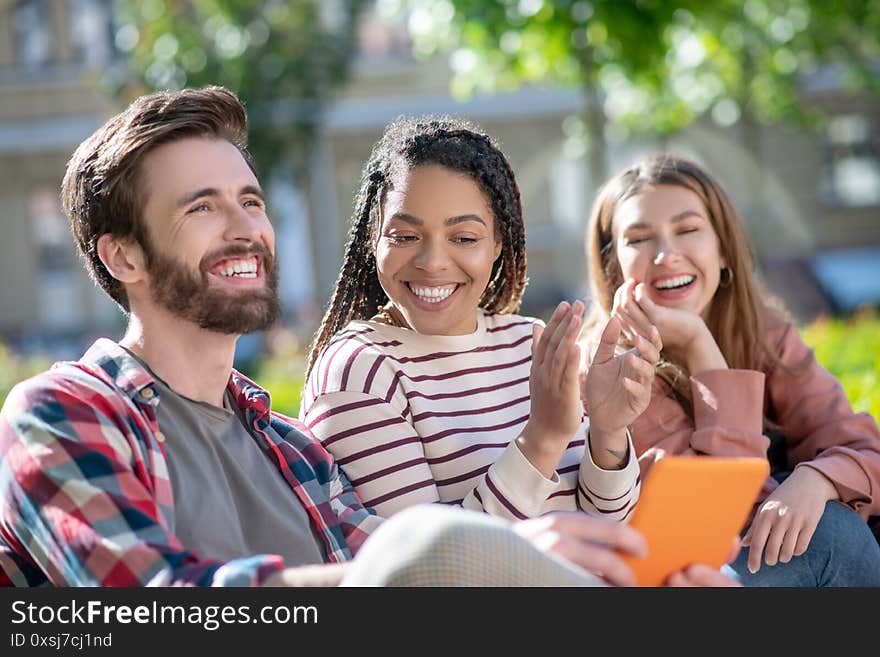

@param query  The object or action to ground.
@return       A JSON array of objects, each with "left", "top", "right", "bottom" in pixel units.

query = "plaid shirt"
[{"left": 0, "top": 339, "right": 379, "bottom": 587}]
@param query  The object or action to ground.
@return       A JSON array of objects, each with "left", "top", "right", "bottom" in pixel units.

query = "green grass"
[{"left": 799, "top": 307, "right": 880, "bottom": 420}]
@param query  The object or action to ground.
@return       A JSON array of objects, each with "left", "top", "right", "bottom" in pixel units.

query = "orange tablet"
[{"left": 621, "top": 456, "right": 769, "bottom": 586}]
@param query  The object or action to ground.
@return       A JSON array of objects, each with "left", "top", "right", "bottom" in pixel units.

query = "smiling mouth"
[
  {"left": 406, "top": 282, "right": 460, "bottom": 303},
  {"left": 653, "top": 274, "right": 695, "bottom": 291},
  {"left": 209, "top": 255, "right": 261, "bottom": 279}
]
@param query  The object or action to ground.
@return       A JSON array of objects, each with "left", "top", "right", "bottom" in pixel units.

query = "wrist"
[
  {"left": 516, "top": 422, "right": 567, "bottom": 479},
  {"left": 686, "top": 327, "right": 728, "bottom": 374},
  {"left": 798, "top": 465, "right": 840, "bottom": 502},
  {"left": 587, "top": 426, "right": 629, "bottom": 470}
]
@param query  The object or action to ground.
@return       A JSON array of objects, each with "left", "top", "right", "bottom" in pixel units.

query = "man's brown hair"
[{"left": 60, "top": 85, "right": 252, "bottom": 311}]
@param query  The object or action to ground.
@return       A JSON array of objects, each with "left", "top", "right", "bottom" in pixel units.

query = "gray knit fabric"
[{"left": 341, "top": 505, "right": 606, "bottom": 587}]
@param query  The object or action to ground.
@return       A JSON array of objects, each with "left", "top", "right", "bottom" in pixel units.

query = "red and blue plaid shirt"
[{"left": 0, "top": 339, "right": 379, "bottom": 586}]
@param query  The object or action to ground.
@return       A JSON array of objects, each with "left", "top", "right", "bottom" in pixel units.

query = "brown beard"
[{"left": 144, "top": 241, "right": 281, "bottom": 335}]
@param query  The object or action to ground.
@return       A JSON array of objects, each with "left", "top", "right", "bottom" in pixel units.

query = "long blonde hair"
[{"left": 584, "top": 153, "right": 792, "bottom": 421}]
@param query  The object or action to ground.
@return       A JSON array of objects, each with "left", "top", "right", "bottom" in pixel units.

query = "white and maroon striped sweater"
[{"left": 300, "top": 310, "right": 640, "bottom": 522}]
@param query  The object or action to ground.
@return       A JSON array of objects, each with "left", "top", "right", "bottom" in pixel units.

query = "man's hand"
[
  {"left": 262, "top": 562, "right": 349, "bottom": 587},
  {"left": 512, "top": 511, "right": 646, "bottom": 586},
  {"left": 742, "top": 467, "right": 838, "bottom": 573}
]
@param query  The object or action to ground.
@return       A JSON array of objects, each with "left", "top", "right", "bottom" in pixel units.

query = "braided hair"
[{"left": 305, "top": 115, "right": 528, "bottom": 379}]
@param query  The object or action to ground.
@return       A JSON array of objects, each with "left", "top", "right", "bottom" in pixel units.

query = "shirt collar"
[{"left": 69, "top": 338, "right": 271, "bottom": 419}]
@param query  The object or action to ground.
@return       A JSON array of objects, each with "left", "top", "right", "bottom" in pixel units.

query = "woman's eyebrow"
[{"left": 387, "top": 213, "right": 487, "bottom": 227}]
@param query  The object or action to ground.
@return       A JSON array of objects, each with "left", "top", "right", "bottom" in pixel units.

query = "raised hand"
[
  {"left": 583, "top": 314, "right": 660, "bottom": 469},
  {"left": 614, "top": 279, "right": 727, "bottom": 374},
  {"left": 742, "top": 467, "right": 838, "bottom": 573},
  {"left": 517, "top": 300, "right": 585, "bottom": 479}
]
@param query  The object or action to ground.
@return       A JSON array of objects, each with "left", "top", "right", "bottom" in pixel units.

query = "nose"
[
  {"left": 224, "top": 203, "right": 272, "bottom": 246},
  {"left": 413, "top": 238, "right": 450, "bottom": 271},
  {"left": 653, "top": 235, "right": 682, "bottom": 266}
]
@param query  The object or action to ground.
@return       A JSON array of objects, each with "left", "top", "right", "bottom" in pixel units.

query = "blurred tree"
[
  {"left": 401, "top": 0, "right": 880, "bottom": 198},
  {"left": 108, "top": 0, "right": 369, "bottom": 180}
]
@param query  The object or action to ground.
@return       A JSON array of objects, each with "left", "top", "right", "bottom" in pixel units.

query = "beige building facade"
[{"left": 1, "top": 1, "right": 878, "bottom": 360}]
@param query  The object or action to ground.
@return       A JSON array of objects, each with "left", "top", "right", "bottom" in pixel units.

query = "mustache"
[{"left": 200, "top": 242, "right": 274, "bottom": 272}]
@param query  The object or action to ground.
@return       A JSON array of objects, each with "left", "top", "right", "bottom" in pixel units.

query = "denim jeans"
[{"left": 723, "top": 500, "right": 880, "bottom": 586}]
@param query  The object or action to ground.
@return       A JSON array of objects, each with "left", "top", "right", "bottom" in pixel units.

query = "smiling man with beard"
[{"left": 0, "top": 86, "right": 738, "bottom": 588}]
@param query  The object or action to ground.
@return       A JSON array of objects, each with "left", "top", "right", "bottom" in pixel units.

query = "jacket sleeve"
[
  {"left": 0, "top": 375, "right": 285, "bottom": 587},
  {"left": 765, "top": 321, "right": 880, "bottom": 518},
  {"left": 631, "top": 369, "right": 773, "bottom": 495}
]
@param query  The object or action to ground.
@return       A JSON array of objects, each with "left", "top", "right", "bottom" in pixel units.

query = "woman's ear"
[{"left": 96, "top": 233, "right": 146, "bottom": 285}]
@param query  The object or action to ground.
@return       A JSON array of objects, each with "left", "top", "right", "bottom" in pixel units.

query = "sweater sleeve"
[
  {"left": 765, "top": 322, "right": 880, "bottom": 517},
  {"left": 577, "top": 426, "right": 641, "bottom": 522},
  {"left": 302, "top": 389, "right": 565, "bottom": 521}
]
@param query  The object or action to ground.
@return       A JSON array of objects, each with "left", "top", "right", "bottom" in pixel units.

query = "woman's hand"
[
  {"left": 518, "top": 300, "right": 585, "bottom": 478},
  {"left": 583, "top": 314, "right": 660, "bottom": 469},
  {"left": 613, "top": 279, "right": 727, "bottom": 374},
  {"left": 742, "top": 467, "right": 839, "bottom": 573}
]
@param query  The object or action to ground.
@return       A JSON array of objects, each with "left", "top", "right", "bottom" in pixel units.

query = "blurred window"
[
  {"left": 821, "top": 114, "right": 880, "bottom": 207},
  {"left": 358, "top": 4, "right": 412, "bottom": 57},
  {"left": 12, "top": 0, "right": 53, "bottom": 70},
  {"left": 70, "top": 0, "right": 113, "bottom": 67},
  {"left": 29, "top": 187, "right": 84, "bottom": 330}
]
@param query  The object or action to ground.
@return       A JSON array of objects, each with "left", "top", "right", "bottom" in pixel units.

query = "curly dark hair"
[{"left": 305, "top": 114, "right": 528, "bottom": 378}]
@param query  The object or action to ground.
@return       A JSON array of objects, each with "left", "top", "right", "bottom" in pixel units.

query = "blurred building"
[
  {"left": 1, "top": 0, "right": 879, "bottom": 360},
  {"left": 0, "top": 0, "right": 121, "bottom": 359}
]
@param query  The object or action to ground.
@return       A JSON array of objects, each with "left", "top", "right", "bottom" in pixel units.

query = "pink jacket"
[{"left": 629, "top": 316, "right": 880, "bottom": 520}]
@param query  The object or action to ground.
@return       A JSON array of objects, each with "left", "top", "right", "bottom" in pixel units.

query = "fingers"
[
  {"left": 514, "top": 512, "right": 646, "bottom": 587},
  {"left": 778, "top": 525, "right": 800, "bottom": 564},
  {"left": 612, "top": 280, "right": 662, "bottom": 356},
  {"left": 531, "top": 324, "right": 543, "bottom": 359},
  {"left": 533, "top": 301, "right": 569, "bottom": 366},
  {"left": 746, "top": 501, "right": 787, "bottom": 573},
  {"left": 549, "top": 511, "right": 647, "bottom": 558},
  {"left": 593, "top": 314, "right": 622, "bottom": 365},
  {"left": 667, "top": 564, "right": 742, "bottom": 587},
  {"left": 553, "top": 536, "right": 639, "bottom": 587},
  {"left": 631, "top": 330, "right": 662, "bottom": 366},
  {"left": 762, "top": 523, "right": 789, "bottom": 567},
  {"left": 551, "top": 301, "right": 584, "bottom": 385},
  {"left": 625, "top": 350, "right": 656, "bottom": 387},
  {"left": 793, "top": 521, "right": 817, "bottom": 557}
]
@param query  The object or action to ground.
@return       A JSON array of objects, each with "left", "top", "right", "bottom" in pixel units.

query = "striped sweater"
[{"left": 300, "top": 310, "right": 640, "bottom": 522}]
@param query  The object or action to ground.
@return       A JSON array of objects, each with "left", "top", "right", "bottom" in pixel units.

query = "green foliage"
[
  {"left": 0, "top": 345, "right": 52, "bottom": 407},
  {"left": 401, "top": 0, "right": 880, "bottom": 137},
  {"left": 109, "top": 0, "right": 369, "bottom": 177},
  {"left": 799, "top": 307, "right": 880, "bottom": 420},
  {"left": 248, "top": 328, "right": 307, "bottom": 418}
]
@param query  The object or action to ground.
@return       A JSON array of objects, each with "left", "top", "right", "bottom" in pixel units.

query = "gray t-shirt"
[{"left": 135, "top": 357, "right": 326, "bottom": 567}]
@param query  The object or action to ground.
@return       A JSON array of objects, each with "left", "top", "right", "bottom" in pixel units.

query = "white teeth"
[
  {"left": 217, "top": 257, "right": 258, "bottom": 278},
  {"left": 409, "top": 284, "right": 456, "bottom": 302},
  {"left": 654, "top": 275, "right": 695, "bottom": 290}
]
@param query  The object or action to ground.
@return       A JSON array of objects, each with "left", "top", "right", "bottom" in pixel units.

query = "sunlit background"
[{"left": 1, "top": 0, "right": 878, "bottom": 417}]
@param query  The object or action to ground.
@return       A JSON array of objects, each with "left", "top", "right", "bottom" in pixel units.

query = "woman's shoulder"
[
  {"left": 308, "top": 322, "right": 401, "bottom": 383},
  {"left": 481, "top": 310, "right": 541, "bottom": 334},
  {"left": 758, "top": 307, "right": 817, "bottom": 375}
]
